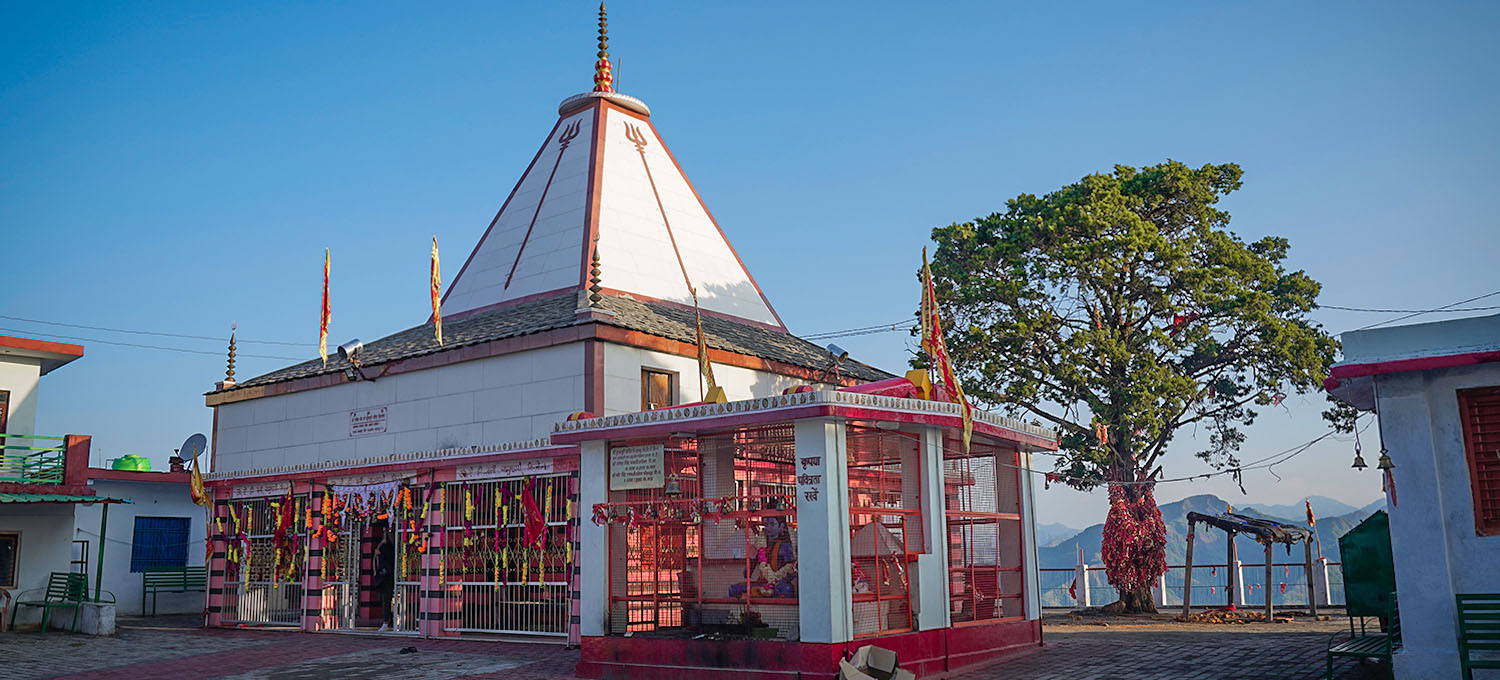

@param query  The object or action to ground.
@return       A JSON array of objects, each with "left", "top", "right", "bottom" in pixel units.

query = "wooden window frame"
[
  {"left": 1458, "top": 385, "right": 1500, "bottom": 536},
  {"left": 641, "top": 368, "right": 677, "bottom": 411},
  {"left": 0, "top": 531, "right": 18, "bottom": 589}
]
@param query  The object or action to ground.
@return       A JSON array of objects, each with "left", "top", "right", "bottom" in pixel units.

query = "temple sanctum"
[{"left": 202, "top": 7, "right": 1056, "bottom": 678}]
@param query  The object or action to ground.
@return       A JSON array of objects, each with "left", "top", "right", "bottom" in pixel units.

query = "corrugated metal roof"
[{"left": 0, "top": 492, "right": 132, "bottom": 504}]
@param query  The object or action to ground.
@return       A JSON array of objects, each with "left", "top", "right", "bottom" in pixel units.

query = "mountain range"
[{"left": 1040, "top": 493, "right": 1385, "bottom": 569}]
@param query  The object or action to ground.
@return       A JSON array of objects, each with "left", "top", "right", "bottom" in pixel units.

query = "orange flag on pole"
[
  {"left": 691, "top": 287, "right": 717, "bottom": 400},
  {"left": 921, "top": 247, "right": 973, "bottom": 453},
  {"left": 320, "top": 249, "right": 331, "bottom": 365},
  {"left": 431, "top": 236, "right": 443, "bottom": 345}
]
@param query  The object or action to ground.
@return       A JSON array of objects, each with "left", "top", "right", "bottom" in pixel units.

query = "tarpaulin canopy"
[{"left": 1185, "top": 511, "right": 1311, "bottom": 544}]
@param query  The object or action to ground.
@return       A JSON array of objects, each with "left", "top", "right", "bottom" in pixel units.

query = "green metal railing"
[{"left": 0, "top": 433, "right": 67, "bottom": 484}]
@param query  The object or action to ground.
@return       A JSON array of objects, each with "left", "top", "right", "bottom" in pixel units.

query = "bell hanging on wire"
[
  {"left": 663, "top": 474, "right": 683, "bottom": 497},
  {"left": 1375, "top": 448, "right": 1394, "bottom": 471},
  {"left": 1351, "top": 439, "right": 1368, "bottom": 470}
]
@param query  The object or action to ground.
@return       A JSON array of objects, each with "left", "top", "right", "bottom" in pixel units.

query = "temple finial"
[
  {"left": 588, "top": 237, "right": 604, "bottom": 306},
  {"left": 593, "top": 3, "right": 614, "bottom": 93},
  {"left": 224, "top": 323, "right": 237, "bottom": 385}
]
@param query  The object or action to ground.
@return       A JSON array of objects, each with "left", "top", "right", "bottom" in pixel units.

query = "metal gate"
[
  {"left": 224, "top": 495, "right": 306, "bottom": 626},
  {"left": 319, "top": 516, "right": 359, "bottom": 629},
  {"left": 441, "top": 476, "right": 569, "bottom": 636},
  {"left": 392, "top": 485, "right": 424, "bottom": 633}
]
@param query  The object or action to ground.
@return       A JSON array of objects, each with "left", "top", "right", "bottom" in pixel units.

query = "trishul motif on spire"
[
  {"left": 505, "top": 120, "right": 582, "bottom": 290},
  {"left": 593, "top": 3, "right": 614, "bottom": 93}
]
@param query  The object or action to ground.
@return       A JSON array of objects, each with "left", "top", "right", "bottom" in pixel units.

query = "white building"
[{"left": 1326, "top": 312, "right": 1500, "bottom": 678}]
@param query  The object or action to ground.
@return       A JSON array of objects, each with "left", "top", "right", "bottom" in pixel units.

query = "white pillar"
[
  {"left": 913, "top": 426, "right": 950, "bottom": 631},
  {"left": 1075, "top": 561, "right": 1091, "bottom": 609},
  {"left": 1231, "top": 559, "right": 1246, "bottom": 607},
  {"left": 578, "top": 440, "right": 609, "bottom": 637},
  {"left": 1152, "top": 573, "right": 1168, "bottom": 608},
  {"left": 1019, "top": 450, "right": 1041, "bottom": 621},
  {"left": 794, "top": 418, "right": 853, "bottom": 644},
  {"left": 1312, "top": 557, "right": 1332, "bottom": 607}
]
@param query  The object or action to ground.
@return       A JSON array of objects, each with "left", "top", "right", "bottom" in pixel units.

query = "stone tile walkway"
[{"left": 0, "top": 615, "right": 1385, "bottom": 679}]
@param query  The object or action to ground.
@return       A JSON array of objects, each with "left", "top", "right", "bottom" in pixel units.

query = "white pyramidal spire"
[{"left": 441, "top": 7, "right": 783, "bottom": 329}]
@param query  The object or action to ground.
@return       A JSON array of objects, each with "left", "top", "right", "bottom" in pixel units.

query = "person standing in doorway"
[{"left": 375, "top": 528, "right": 395, "bottom": 631}]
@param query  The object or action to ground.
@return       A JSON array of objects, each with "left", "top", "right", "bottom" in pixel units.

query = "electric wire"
[
  {"left": 1348, "top": 289, "right": 1500, "bottom": 332},
  {"left": 0, "top": 313, "right": 306, "bottom": 346},
  {"left": 0, "top": 326, "right": 302, "bottom": 361}
]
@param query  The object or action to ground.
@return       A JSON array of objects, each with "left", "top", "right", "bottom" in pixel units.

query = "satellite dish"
[{"left": 180, "top": 433, "right": 208, "bottom": 460}]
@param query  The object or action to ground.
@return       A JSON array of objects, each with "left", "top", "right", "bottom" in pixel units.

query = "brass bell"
[
  {"left": 664, "top": 474, "right": 683, "bottom": 497},
  {"left": 1376, "top": 449, "right": 1394, "bottom": 471},
  {"left": 1351, "top": 452, "right": 1368, "bottom": 470}
]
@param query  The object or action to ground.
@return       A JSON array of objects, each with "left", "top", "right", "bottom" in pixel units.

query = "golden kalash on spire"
[{"left": 592, "top": 3, "right": 613, "bottom": 93}]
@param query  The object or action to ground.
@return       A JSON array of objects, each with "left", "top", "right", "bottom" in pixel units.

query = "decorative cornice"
[
  {"left": 558, "top": 92, "right": 650, "bottom": 117},
  {"left": 204, "top": 437, "right": 559, "bottom": 482},
  {"left": 553, "top": 389, "right": 1057, "bottom": 441}
]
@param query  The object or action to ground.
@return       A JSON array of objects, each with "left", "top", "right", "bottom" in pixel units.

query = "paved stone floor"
[{"left": 0, "top": 614, "right": 1385, "bottom": 679}]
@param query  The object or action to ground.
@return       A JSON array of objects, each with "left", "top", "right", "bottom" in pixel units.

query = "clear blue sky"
[{"left": 3, "top": 2, "right": 1497, "bottom": 527}]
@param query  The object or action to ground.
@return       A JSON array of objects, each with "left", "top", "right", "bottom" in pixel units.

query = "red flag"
[
  {"left": 1068, "top": 577, "right": 1077, "bottom": 601},
  {"left": 1305, "top": 499, "right": 1316, "bottom": 527},
  {"left": 320, "top": 249, "right": 331, "bottom": 365},
  {"left": 430, "top": 236, "right": 443, "bottom": 345},
  {"left": 921, "top": 248, "right": 973, "bottom": 452}
]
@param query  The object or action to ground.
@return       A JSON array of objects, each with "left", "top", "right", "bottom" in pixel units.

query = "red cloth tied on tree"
[{"left": 1100, "top": 483, "right": 1168, "bottom": 598}]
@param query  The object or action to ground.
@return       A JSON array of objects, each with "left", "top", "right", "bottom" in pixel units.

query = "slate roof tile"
[{"left": 216, "top": 292, "right": 892, "bottom": 394}]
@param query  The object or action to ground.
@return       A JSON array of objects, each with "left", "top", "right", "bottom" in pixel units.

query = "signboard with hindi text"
[{"left": 609, "top": 444, "right": 665, "bottom": 491}]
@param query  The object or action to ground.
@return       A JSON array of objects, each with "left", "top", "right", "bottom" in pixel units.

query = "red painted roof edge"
[
  {"left": 87, "top": 468, "right": 191, "bottom": 484},
  {"left": 1328, "top": 349, "right": 1500, "bottom": 382},
  {"left": 0, "top": 335, "right": 85, "bottom": 357}
]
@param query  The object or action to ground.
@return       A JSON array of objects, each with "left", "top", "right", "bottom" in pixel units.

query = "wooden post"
[
  {"left": 1263, "top": 541, "right": 1274, "bottom": 621},
  {"left": 1304, "top": 539, "right": 1318, "bottom": 617},
  {"left": 1226, "top": 530, "right": 1237, "bottom": 607},
  {"left": 1181, "top": 520, "right": 1195, "bottom": 617}
]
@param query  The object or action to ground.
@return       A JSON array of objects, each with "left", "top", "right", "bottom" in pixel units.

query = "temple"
[{"left": 201, "top": 7, "right": 1056, "bottom": 678}]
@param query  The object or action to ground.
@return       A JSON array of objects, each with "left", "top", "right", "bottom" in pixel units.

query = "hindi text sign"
[{"left": 609, "top": 444, "right": 665, "bottom": 491}]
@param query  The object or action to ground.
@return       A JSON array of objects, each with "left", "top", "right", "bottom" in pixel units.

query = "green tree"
[{"left": 926, "top": 161, "right": 1340, "bottom": 613}]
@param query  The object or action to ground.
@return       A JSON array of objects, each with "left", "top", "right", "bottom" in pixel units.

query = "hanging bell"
[
  {"left": 1351, "top": 452, "right": 1368, "bottom": 470},
  {"left": 1376, "top": 448, "right": 1394, "bottom": 471},
  {"left": 664, "top": 474, "right": 683, "bottom": 497}
]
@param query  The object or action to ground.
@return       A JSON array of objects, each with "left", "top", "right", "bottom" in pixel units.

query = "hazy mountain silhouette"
[{"left": 1035, "top": 522, "right": 1081, "bottom": 548}]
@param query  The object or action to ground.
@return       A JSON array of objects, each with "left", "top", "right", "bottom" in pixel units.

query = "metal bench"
[
  {"left": 141, "top": 566, "right": 207, "bottom": 615},
  {"left": 10, "top": 572, "right": 87, "bottom": 634},
  {"left": 1458, "top": 593, "right": 1500, "bottom": 680},
  {"left": 1326, "top": 593, "right": 1399, "bottom": 679}
]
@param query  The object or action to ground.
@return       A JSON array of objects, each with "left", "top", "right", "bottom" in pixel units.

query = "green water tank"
[
  {"left": 111, "top": 455, "right": 151, "bottom": 472},
  {"left": 1338, "top": 509, "right": 1396, "bottom": 619}
]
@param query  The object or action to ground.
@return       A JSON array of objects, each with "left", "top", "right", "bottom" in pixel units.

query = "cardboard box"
[{"left": 838, "top": 645, "right": 915, "bottom": 680}]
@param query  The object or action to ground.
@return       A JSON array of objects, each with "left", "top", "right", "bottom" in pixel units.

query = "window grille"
[
  {"left": 130, "top": 516, "right": 190, "bottom": 572},
  {"left": 944, "top": 436, "right": 1024, "bottom": 624},
  {"left": 846, "top": 425, "right": 920, "bottom": 637},
  {"left": 1459, "top": 386, "right": 1500, "bottom": 535},
  {"left": 602, "top": 425, "right": 801, "bottom": 641}
]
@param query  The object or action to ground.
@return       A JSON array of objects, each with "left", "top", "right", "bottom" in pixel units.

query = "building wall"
[
  {"left": 72, "top": 478, "right": 207, "bottom": 616},
  {"left": 1376, "top": 362, "right": 1500, "bottom": 679},
  {"left": 214, "top": 343, "right": 585, "bottom": 474},
  {"left": 0, "top": 503, "right": 76, "bottom": 627},
  {"left": 600, "top": 342, "right": 828, "bottom": 415},
  {"left": 0, "top": 356, "right": 43, "bottom": 436}
]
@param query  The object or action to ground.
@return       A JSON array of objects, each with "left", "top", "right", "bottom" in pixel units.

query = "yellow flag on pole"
[
  {"left": 189, "top": 444, "right": 209, "bottom": 506},
  {"left": 921, "top": 247, "right": 973, "bottom": 453},
  {"left": 431, "top": 236, "right": 443, "bottom": 345}
]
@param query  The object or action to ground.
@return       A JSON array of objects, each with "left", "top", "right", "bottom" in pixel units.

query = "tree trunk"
[{"left": 1099, "top": 483, "right": 1168, "bottom": 614}]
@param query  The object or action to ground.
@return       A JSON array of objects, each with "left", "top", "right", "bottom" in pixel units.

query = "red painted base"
[{"left": 576, "top": 619, "right": 1042, "bottom": 680}]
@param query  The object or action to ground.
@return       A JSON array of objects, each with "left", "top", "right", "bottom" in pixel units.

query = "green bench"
[
  {"left": 10, "top": 572, "right": 87, "bottom": 634},
  {"left": 141, "top": 566, "right": 207, "bottom": 615},
  {"left": 1458, "top": 593, "right": 1500, "bottom": 680},
  {"left": 1326, "top": 593, "right": 1400, "bottom": 679}
]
